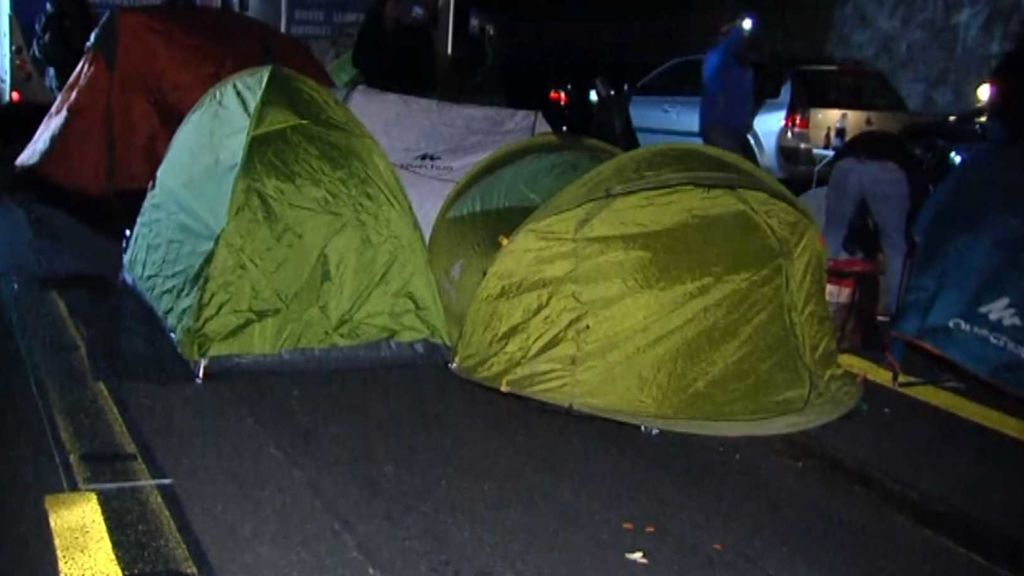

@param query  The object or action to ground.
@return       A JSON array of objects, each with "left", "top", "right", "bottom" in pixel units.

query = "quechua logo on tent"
[
  {"left": 978, "top": 297, "right": 1022, "bottom": 328},
  {"left": 946, "top": 297, "right": 1024, "bottom": 361},
  {"left": 399, "top": 152, "right": 454, "bottom": 173}
]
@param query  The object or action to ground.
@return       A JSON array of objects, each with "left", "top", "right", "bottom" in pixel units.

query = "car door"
[{"left": 629, "top": 57, "right": 704, "bottom": 146}]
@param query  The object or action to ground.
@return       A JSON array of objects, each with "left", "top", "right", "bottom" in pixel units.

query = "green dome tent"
[
  {"left": 125, "top": 66, "right": 447, "bottom": 370},
  {"left": 454, "top": 144, "right": 860, "bottom": 435},
  {"left": 428, "top": 135, "right": 620, "bottom": 341}
]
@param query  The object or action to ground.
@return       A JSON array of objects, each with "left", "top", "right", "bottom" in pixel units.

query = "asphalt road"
[
  {"left": 4, "top": 245, "right": 1018, "bottom": 576},
  {"left": 2, "top": 108, "right": 1022, "bottom": 576},
  {"left": 38, "top": 286, "right": 1008, "bottom": 574},
  {"left": 0, "top": 283, "right": 61, "bottom": 576}
]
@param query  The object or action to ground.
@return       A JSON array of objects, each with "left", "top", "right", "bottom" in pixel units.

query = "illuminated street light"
[{"left": 975, "top": 81, "right": 992, "bottom": 106}]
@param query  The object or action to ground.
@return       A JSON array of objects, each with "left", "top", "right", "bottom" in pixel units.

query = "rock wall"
[{"left": 830, "top": 0, "right": 1024, "bottom": 112}]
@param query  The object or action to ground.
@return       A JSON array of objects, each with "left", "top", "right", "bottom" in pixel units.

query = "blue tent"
[{"left": 893, "top": 144, "right": 1024, "bottom": 392}]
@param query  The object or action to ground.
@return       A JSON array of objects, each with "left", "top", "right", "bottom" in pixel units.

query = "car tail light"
[
  {"left": 784, "top": 111, "right": 809, "bottom": 130},
  {"left": 11, "top": 90, "right": 22, "bottom": 104},
  {"left": 548, "top": 89, "right": 569, "bottom": 107}
]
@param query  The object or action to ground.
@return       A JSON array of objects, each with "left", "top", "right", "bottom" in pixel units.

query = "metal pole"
[
  {"left": 280, "top": 0, "right": 289, "bottom": 33},
  {"left": 446, "top": 0, "right": 454, "bottom": 56},
  {"left": 1, "top": 0, "right": 11, "bottom": 104}
]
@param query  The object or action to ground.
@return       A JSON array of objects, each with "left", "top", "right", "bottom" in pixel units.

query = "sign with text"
[{"left": 287, "top": 0, "right": 369, "bottom": 38}]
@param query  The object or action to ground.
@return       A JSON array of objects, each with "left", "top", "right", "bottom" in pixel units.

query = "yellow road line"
[
  {"left": 839, "top": 353, "right": 921, "bottom": 386},
  {"left": 840, "top": 354, "right": 1024, "bottom": 443},
  {"left": 27, "top": 290, "right": 198, "bottom": 575},
  {"left": 45, "top": 492, "right": 124, "bottom": 576}
]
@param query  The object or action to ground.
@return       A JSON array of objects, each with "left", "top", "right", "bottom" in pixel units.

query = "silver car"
[{"left": 629, "top": 57, "right": 917, "bottom": 180}]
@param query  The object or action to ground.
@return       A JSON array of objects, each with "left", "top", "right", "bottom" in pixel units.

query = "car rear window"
[{"left": 793, "top": 69, "right": 907, "bottom": 111}]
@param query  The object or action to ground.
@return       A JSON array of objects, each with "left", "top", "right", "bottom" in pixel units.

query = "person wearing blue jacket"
[{"left": 700, "top": 16, "right": 757, "bottom": 162}]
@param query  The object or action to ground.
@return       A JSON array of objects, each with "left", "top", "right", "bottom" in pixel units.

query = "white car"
[{"left": 629, "top": 57, "right": 918, "bottom": 180}]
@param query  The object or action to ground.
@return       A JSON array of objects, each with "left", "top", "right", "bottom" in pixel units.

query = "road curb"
[{"left": 3, "top": 277, "right": 199, "bottom": 576}]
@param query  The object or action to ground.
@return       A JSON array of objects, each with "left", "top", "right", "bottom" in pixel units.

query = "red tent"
[{"left": 16, "top": 7, "right": 332, "bottom": 197}]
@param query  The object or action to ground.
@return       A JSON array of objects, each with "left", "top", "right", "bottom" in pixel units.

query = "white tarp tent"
[
  {"left": 800, "top": 186, "right": 828, "bottom": 232},
  {"left": 344, "top": 86, "right": 551, "bottom": 238}
]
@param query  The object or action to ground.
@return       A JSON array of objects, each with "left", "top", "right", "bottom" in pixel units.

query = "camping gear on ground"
[
  {"left": 798, "top": 189, "right": 887, "bottom": 351},
  {"left": 827, "top": 259, "right": 881, "bottom": 351},
  {"left": 124, "top": 66, "right": 446, "bottom": 371},
  {"left": 893, "top": 144, "right": 1024, "bottom": 393},
  {"left": 428, "top": 134, "right": 619, "bottom": 342},
  {"left": 16, "top": 7, "right": 331, "bottom": 199},
  {"left": 453, "top": 144, "right": 861, "bottom": 435},
  {"left": 343, "top": 85, "right": 551, "bottom": 239}
]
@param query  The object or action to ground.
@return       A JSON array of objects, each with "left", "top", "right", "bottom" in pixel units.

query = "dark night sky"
[{"left": 472, "top": 0, "right": 835, "bottom": 100}]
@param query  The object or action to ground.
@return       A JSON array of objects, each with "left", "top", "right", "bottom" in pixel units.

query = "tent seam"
[{"left": 182, "top": 68, "right": 274, "bottom": 362}]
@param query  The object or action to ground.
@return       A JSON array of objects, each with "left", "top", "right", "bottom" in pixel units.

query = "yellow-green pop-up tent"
[{"left": 453, "top": 144, "right": 860, "bottom": 435}]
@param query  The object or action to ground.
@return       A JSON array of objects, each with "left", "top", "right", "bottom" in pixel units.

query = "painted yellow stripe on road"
[
  {"left": 840, "top": 354, "right": 1024, "bottom": 443},
  {"left": 25, "top": 290, "right": 198, "bottom": 575},
  {"left": 45, "top": 492, "right": 123, "bottom": 576},
  {"left": 839, "top": 354, "right": 921, "bottom": 386}
]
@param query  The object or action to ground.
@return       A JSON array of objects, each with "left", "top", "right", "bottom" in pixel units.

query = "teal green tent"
[
  {"left": 454, "top": 144, "right": 860, "bottom": 435},
  {"left": 428, "top": 135, "right": 620, "bottom": 341},
  {"left": 125, "top": 66, "right": 447, "bottom": 369}
]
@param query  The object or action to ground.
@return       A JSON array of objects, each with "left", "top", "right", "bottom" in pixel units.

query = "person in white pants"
[{"left": 824, "top": 158, "right": 911, "bottom": 316}]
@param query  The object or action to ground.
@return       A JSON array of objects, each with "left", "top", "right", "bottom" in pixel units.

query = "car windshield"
[{"left": 794, "top": 68, "right": 908, "bottom": 111}]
